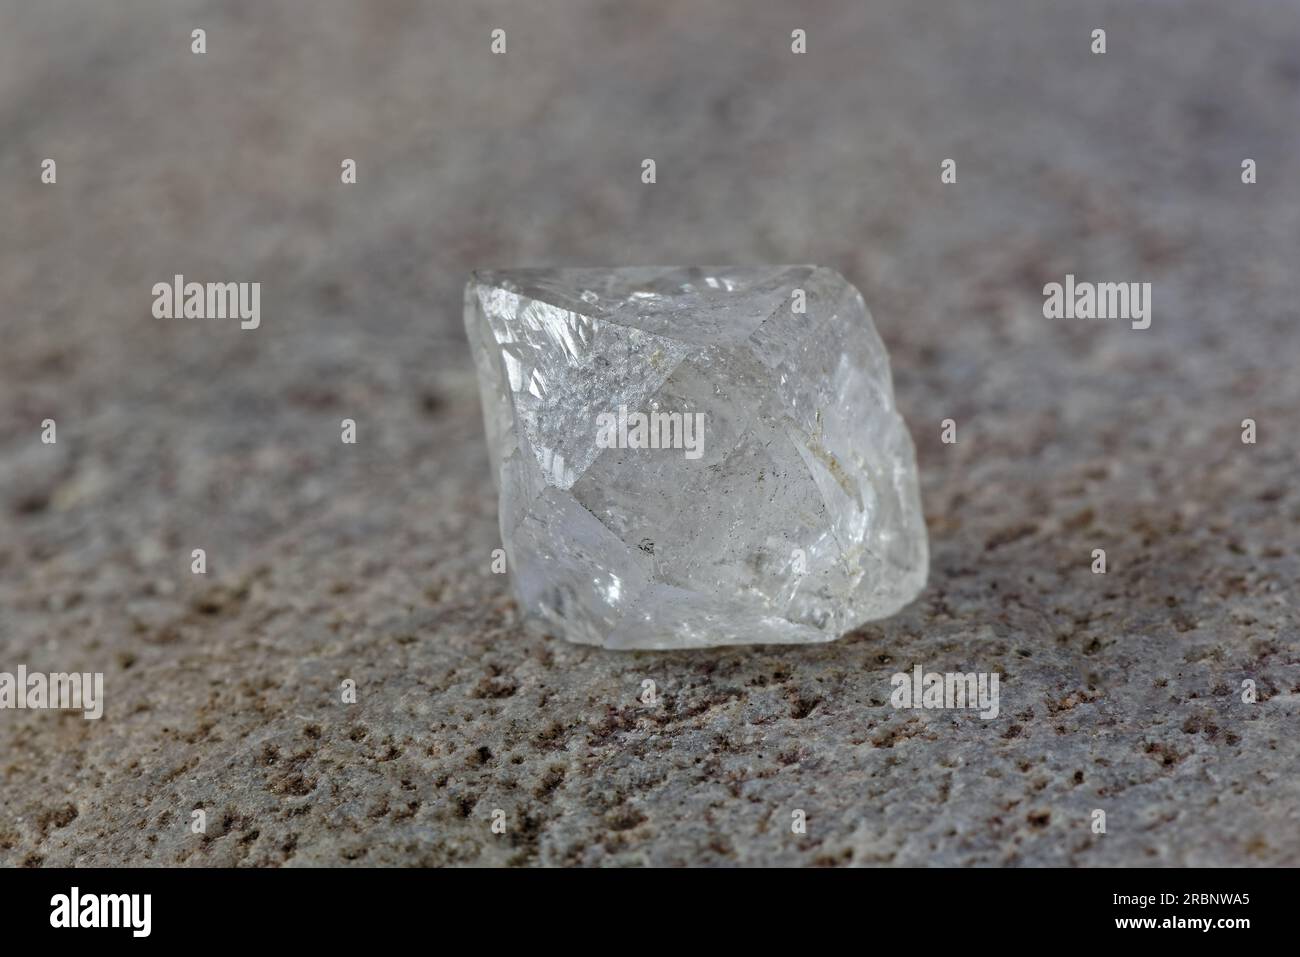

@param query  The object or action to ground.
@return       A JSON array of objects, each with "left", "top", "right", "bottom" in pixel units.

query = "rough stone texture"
[{"left": 0, "top": 0, "right": 1297, "bottom": 867}]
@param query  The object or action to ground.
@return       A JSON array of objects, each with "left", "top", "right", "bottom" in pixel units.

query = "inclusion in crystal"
[{"left": 464, "top": 266, "right": 928, "bottom": 649}]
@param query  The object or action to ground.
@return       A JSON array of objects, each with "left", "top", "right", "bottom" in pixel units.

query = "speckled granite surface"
[{"left": 1, "top": 0, "right": 1297, "bottom": 866}]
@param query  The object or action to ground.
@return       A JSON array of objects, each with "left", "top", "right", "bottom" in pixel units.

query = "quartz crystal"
[{"left": 464, "top": 266, "right": 928, "bottom": 649}]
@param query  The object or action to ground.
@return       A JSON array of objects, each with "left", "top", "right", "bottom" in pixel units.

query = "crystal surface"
[{"left": 464, "top": 266, "right": 928, "bottom": 649}]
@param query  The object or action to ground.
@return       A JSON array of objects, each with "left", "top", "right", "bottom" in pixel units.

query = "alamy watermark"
[
  {"left": 890, "top": 664, "right": 1000, "bottom": 719},
  {"left": 595, "top": 405, "right": 705, "bottom": 460},
  {"left": 152, "top": 274, "right": 260, "bottom": 330},
  {"left": 0, "top": 666, "right": 103, "bottom": 719},
  {"left": 1043, "top": 274, "right": 1151, "bottom": 330},
  {"left": 50, "top": 887, "right": 151, "bottom": 937}
]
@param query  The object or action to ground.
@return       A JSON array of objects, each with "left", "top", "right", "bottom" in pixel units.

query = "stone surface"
[
  {"left": 466, "top": 267, "right": 927, "bottom": 649},
  {"left": 0, "top": 1, "right": 1297, "bottom": 867}
]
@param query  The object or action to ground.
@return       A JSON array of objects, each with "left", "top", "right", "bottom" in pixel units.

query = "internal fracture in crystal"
[{"left": 464, "top": 266, "right": 928, "bottom": 649}]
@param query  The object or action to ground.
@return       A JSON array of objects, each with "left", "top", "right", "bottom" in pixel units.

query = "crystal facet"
[{"left": 464, "top": 266, "right": 928, "bottom": 649}]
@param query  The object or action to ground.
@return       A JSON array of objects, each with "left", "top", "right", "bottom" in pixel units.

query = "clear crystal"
[{"left": 464, "top": 266, "right": 928, "bottom": 649}]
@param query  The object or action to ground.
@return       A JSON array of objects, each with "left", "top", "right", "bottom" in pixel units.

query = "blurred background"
[{"left": 0, "top": 1, "right": 1296, "bottom": 866}]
